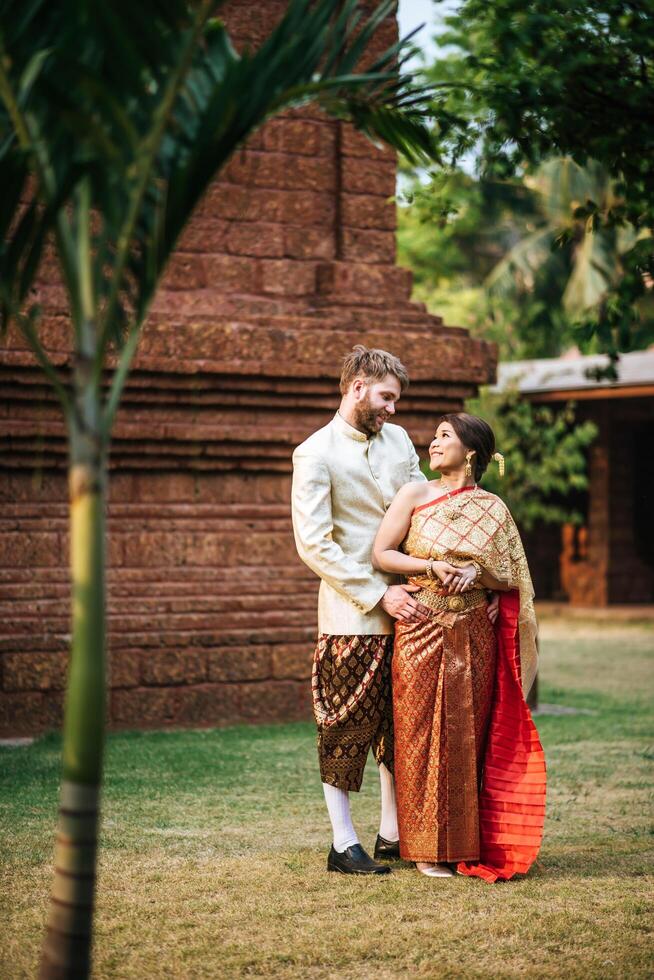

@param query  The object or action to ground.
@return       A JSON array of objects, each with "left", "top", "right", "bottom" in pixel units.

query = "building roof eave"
[{"left": 493, "top": 348, "right": 654, "bottom": 399}]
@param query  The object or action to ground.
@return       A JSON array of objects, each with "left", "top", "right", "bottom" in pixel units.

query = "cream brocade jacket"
[{"left": 292, "top": 412, "right": 426, "bottom": 635}]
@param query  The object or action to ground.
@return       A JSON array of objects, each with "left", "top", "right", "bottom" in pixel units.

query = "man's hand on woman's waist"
[{"left": 380, "top": 584, "right": 430, "bottom": 624}]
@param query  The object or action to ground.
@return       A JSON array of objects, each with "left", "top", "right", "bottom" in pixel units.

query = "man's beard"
[{"left": 353, "top": 393, "right": 390, "bottom": 436}]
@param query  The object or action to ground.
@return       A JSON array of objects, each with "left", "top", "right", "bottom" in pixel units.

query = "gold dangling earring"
[{"left": 465, "top": 452, "right": 473, "bottom": 478}]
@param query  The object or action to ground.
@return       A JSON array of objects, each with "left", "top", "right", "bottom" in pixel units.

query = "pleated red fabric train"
[{"left": 457, "top": 588, "right": 546, "bottom": 882}]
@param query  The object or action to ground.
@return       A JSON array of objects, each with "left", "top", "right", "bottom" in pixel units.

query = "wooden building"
[{"left": 497, "top": 348, "right": 654, "bottom": 607}]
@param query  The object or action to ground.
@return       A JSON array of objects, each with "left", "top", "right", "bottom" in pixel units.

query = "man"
[{"left": 291, "top": 345, "right": 429, "bottom": 875}]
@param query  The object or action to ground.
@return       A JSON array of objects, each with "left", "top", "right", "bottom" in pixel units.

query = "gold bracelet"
[{"left": 425, "top": 559, "right": 434, "bottom": 580}]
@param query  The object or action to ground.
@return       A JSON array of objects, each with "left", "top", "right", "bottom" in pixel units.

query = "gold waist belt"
[{"left": 414, "top": 587, "right": 487, "bottom": 614}]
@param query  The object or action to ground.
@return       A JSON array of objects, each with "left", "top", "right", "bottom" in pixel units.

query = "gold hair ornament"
[{"left": 493, "top": 452, "right": 505, "bottom": 477}]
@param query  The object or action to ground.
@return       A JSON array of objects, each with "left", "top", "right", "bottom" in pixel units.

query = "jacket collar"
[{"left": 333, "top": 411, "right": 370, "bottom": 443}]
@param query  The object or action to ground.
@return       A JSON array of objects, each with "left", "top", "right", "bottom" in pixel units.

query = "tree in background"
[
  {"left": 430, "top": 0, "right": 654, "bottom": 364},
  {"left": 397, "top": 165, "right": 577, "bottom": 359},
  {"left": 398, "top": 155, "right": 653, "bottom": 362},
  {"left": 467, "top": 389, "right": 598, "bottom": 531},
  {"left": 486, "top": 158, "right": 654, "bottom": 357},
  {"left": 0, "top": 1, "right": 444, "bottom": 975}
]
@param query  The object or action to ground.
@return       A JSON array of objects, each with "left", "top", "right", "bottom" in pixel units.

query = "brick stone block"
[
  {"left": 203, "top": 255, "right": 260, "bottom": 292},
  {"left": 281, "top": 191, "right": 335, "bottom": 227},
  {"left": 125, "top": 472, "right": 199, "bottom": 504},
  {"left": 261, "top": 118, "right": 335, "bottom": 157},
  {"left": 284, "top": 226, "right": 335, "bottom": 260},
  {"left": 261, "top": 259, "right": 317, "bottom": 296},
  {"left": 341, "top": 228, "right": 396, "bottom": 264},
  {"left": 221, "top": 1, "right": 287, "bottom": 47},
  {"left": 341, "top": 156, "right": 396, "bottom": 197},
  {"left": 271, "top": 644, "right": 312, "bottom": 680},
  {"left": 341, "top": 193, "right": 396, "bottom": 231},
  {"left": 120, "top": 529, "right": 296, "bottom": 568},
  {"left": 175, "top": 683, "right": 242, "bottom": 726},
  {"left": 202, "top": 183, "right": 281, "bottom": 222},
  {"left": 257, "top": 474, "right": 293, "bottom": 504},
  {"left": 2, "top": 651, "right": 68, "bottom": 692},
  {"left": 207, "top": 646, "right": 271, "bottom": 682},
  {"left": 224, "top": 151, "right": 336, "bottom": 193},
  {"left": 141, "top": 650, "right": 206, "bottom": 686},
  {"left": 0, "top": 690, "right": 63, "bottom": 735},
  {"left": 316, "top": 261, "right": 412, "bottom": 301},
  {"left": 177, "top": 220, "right": 230, "bottom": 253},
  {"left": 341, "top": 123, "right": 396, "bottom": 162},
  {"left": 161, "top": 254, "right": 207, "bottom": 290},
  {"left": 297, "top": 682, "right": 313, "bottom": 719},
  {"left": 111, "top": 687, "right": 179, "bottom": 726},
  {"left": 202, "top": 185, "right": 335, "bottom": 227},
  {"left": 193, "top": 473, "right": 259, "bottom": 504},
  {"left": 226, "top": 222, "right": 285, "bottom": 258},
  {"left": 109, "top": 650, "right": 141, "bottom": 688},
  {"left": 238, "top": 679, "right": 305, "bottom": 723},
  {"left": 0, "top": 532, "right": 59, "bottom": 568}
]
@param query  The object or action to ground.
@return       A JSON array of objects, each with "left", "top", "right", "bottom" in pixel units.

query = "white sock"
[
  {"left": 378, "top": 762, "right": 399, "bottom": 842},
  {"left": 322, "top": 782, "right": 359, "bottom": 852}
]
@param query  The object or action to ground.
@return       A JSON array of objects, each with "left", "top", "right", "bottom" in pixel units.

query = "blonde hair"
[{"left": 339, "top": 345, "right": 409, "bottom": 395}]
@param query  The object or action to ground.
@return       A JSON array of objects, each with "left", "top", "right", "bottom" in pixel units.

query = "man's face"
[{"left": 352, "top": 373, "right": 402, "bottom": 436}]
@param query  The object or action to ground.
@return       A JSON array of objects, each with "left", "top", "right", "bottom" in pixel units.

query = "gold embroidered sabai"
[{"left": 403, "top": 488, "right": 538, "bottom": 692}]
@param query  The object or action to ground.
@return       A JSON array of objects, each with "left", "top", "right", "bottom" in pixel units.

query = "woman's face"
[{"left": 428, "top": 421, "right": 469, "bottom": 473}]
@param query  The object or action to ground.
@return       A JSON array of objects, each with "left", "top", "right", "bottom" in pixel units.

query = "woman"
[{"left": 372, "top": 413, "right": 545, "bottom": 881}]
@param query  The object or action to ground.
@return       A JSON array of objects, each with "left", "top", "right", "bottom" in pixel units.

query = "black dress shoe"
[
  {"left": 373, "top": 834, "right": 401, "bottom": 861},
  {"left": 327, "top": 843, "right": 392, "bottom": 875}
]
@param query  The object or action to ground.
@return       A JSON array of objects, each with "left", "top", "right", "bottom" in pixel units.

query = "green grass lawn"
[{"left": 1, "top": 617, "right": 653, "bottom": 978}]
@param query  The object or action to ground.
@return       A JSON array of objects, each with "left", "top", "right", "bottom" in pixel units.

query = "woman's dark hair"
[{"left": 436, "top": 413, "right": 496, "bottom": 483}]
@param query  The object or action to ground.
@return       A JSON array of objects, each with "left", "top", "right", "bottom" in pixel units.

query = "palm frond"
[
  {"left": 562, "top": 230, "right": 616, "bottom": 314},
  {"left": 486, "top": 227, "right": 557, "bottom": 297}
]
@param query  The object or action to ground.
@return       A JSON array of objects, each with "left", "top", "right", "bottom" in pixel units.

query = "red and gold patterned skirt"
[{"left": 393, "top": 604, "right": 496, "bottom": 863}]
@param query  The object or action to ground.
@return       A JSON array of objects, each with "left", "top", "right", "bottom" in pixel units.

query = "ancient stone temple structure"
[{"left": 0, "top": 1, "right": 496, "bottom": 736}]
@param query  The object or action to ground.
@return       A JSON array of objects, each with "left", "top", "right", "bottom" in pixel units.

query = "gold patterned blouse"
[{"left": 402, "top": 486, "right": 538, "bottom": 692}]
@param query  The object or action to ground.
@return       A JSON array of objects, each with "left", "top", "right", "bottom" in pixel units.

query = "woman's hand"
[
  {"left": 431, "top": 560, "right": 460, "bottom": 585},
  {"left": 443, "top": 563, "right": 479, "bottom": 594},
  {"left": 431, "top": 561, "right": 459, "bottom": 585},
  {"left": 486, "top": 591, "right": 500, "bottom": 624}
]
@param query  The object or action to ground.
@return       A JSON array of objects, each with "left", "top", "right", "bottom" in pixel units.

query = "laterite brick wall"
[{"left": 0, "top": 1, "right": 497, "bottom": 735}]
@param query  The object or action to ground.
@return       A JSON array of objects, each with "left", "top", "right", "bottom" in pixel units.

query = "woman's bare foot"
[{"left": 416, "top": 862, "right": 454, "bottom": 877}]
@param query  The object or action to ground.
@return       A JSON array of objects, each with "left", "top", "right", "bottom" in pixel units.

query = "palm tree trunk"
[{"left": 40, "top": 401, "right": 107, "bottom": 979}]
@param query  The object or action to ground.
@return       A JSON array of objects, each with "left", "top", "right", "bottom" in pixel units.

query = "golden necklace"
[{"left": 439, "top": 480, "right": 477, "bottom": 521}]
